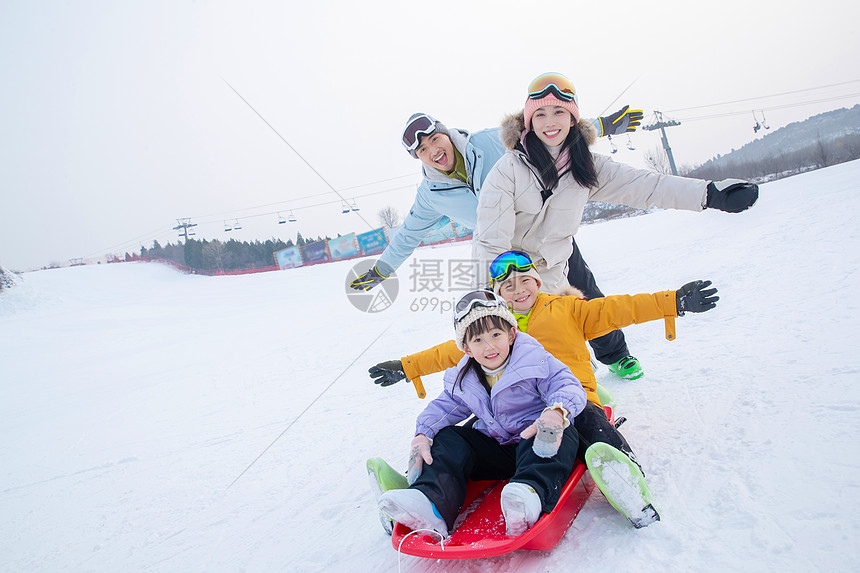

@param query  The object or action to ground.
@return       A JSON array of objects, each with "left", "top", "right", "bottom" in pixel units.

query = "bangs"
[{"left": 464, "top": 315, "right": 511, "bottom": 342}]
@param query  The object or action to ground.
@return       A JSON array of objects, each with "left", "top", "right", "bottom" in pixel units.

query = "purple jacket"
[{"left": 415, "top": 332, "right": 587, "bottom": 445}]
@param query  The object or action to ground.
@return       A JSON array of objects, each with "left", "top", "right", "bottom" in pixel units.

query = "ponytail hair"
[
  {"left": 454, "top": 356, "right": 487, "bottom": 394},
  {"left": 524, "top": 121, "right": 598, "bottom": 191}
]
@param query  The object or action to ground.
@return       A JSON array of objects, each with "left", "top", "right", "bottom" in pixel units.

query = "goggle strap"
[
  {"left": 403, "top": 115, "right": 437, "bottom": 151},
  {"left": 528, "top": 83, "right": 574, "bottom": 102}
]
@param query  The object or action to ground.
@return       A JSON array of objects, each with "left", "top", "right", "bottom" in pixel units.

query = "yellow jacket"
[{"left": 401, "top": 290, "right": 679, "bottom": 406}]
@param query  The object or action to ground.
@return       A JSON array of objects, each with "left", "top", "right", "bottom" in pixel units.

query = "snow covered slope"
[{"left": 2, "top": 160, "right": 859, "bottom": 572}]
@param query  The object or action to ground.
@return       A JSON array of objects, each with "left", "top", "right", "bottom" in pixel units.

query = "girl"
[
  {"left": 371, "top": 250, "right": 719, "bottom": 529},
  {"left": 471, "top": 72, "right": 756, "bottom": 377},
  {"left": 377, "top": 290, "right": 587, "bottom": 538}
]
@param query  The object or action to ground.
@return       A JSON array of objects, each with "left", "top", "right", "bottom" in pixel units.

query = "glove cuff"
[
  {"left": 544, "top": 403, "right": 571, "bottom": 428},
  {"left": 592, "top": 117, "right": 605, "bottom": 138}
]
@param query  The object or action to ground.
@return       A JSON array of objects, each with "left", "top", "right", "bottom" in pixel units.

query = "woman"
[{"left": 472, "top": 73, "right": 757, "bottom": 376}]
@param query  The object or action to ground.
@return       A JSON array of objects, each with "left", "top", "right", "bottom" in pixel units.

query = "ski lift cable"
[
  {"left": 664, "top": 79, "right": 860, "bottom": 113},
  {"left": 81, "top": 224, "right": 181, "bottom": 259},
  {"left": 191, "top": 182, "right": 416, "bottom": 227},
  {"left": 221, "top": 78, "right": 376, "bottom": 231},
  {"left": 189, "top": 172, "right": 418, "bottom": 221},
  {"left": 675, "top": 92, "right": 860, "bottom": 122}
]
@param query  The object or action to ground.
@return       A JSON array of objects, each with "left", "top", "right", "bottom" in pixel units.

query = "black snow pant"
[
  {"left": 412, "top": 424, "right": 579, "bottom": 532},
  {"left": 573, "top": 402, "right": 638, "bottom": 466},
  {"left": 566, "top": 236, "right": 631, "bottom": 365}
]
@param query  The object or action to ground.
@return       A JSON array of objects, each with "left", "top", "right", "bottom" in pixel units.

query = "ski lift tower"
[
  {"left": 173, "top": 218, "right": 198, "bottom": 243},
  {"left": 643, "top": 111, "right": 681, "bottom": 175}
]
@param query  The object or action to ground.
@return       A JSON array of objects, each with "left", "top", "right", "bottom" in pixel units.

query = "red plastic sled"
[
  {"left": 390, "top": 406, "right": 613, "bottom": 560},
  {"left": 391, "top": 462, "right": 595, "bottom": 559}
]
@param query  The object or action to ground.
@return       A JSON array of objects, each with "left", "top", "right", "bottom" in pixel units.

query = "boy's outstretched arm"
[{"left": 575, "top": 279, "right": 719, "bottom": 342}]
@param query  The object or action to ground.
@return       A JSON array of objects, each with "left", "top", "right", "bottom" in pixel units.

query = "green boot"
[
  {"left": 595, "top": 382, "right": 616, "bottom": 409},
  {"left": 607, "top": 356, "right": 643, "bottom": 380},
  {"left": 366, "top": 457, "right": 409, "bottom": 535},
  {"left": 584, "top": 443, "right": 660, "bottom": 528}
]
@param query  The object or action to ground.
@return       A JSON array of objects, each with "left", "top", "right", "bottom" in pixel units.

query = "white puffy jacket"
[{"left": 473, "top": 112, "right": 708, "bottom": 293}]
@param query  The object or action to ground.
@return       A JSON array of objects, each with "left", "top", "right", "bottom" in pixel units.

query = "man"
[
  {"left": 350, "top": 108, "right": 642, "bottom": 288},
  {"left": 350, "top": 108, "right": 650, "bottom": 379}
]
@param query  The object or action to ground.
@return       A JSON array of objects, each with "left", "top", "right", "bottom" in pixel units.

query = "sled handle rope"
[
  {"left": 225, "top": 321, "right": 395, "bottom": 491},
  {"left": 397, "top": 528, "right": 445, "bottom": 571}
]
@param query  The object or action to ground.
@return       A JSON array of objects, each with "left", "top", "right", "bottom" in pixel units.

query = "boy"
[{"left": 369, "top": 250, "right": 719, "bottom": 528}]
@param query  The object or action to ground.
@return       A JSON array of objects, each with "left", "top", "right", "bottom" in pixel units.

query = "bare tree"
[
  {"left": 643, "top": 145, "right": 672, "bottom": 175},
  {"left": 203, "top": 239, "right": 226, "bottom": 273},
  {"left": 812, "top": 135, "right": 833, "bottom": 168},
  {"left": 843, "top": 134, "right": 860, "bottom": 161},
  {"left": 377, "top": 206, "right": 402, "bottom": 229}
]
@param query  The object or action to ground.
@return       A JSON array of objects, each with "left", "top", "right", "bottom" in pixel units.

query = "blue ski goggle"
[{"left": 489, "top": 250, "right": 535, "bottom": 283}]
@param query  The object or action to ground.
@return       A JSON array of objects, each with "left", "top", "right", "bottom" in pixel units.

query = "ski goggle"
[
  {"left": 527, "top": 73, "right": 577, "bottom": 103},
  {"left": 402, "top": 114, "right": 440, "bottom": 152},
  {"left": 453, "top": 290, "right": 508, "bottom": 324},
  {"left": 489, "top": 250, "right": 535, "bottom": 283}
]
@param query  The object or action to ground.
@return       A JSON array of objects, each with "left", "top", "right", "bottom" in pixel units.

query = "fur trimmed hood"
[
  {"left": 554, "top": 285, "right": 586, "bottom": 298},
  {"left": 499, "top": 111, "right": 598, "bottom": 151}
]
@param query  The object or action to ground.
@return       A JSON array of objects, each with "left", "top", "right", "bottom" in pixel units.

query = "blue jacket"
[
  {"left": 375, "top": 117, "right": 604, "bottom": 275},
  {"left": 375, "top": 127, "right": 506, "bottom": 274},
  {"left": 414, "top": 332, "right": 587, "bottom": 445}
]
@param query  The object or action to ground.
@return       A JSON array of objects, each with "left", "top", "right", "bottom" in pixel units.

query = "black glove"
[
  {"left": 369, "top": 360, "right": 407, "bottom": 387},
  {"left": 676, "top": 280, "right": 719, "bottom": 316},
  {"left": 706, "top": 179, "right": 759, "bottom": 213},
  {"left": 599, "top": 105, "right": 644, "bottom": 136},
  {"left": 349, "top": 265, "right": 388, "bottom": 291}
]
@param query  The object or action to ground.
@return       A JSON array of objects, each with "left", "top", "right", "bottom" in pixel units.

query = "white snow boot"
[
  {"left": 377, "top": 488, "right": 448, "bottom": 538},
  {"left": 500, "top": 481, "right": 542, "bottom": 536}
]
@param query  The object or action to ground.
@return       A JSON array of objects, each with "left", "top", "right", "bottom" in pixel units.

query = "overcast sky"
[{"left": 2, "top": 0, "right": 858, "bottom": 271}]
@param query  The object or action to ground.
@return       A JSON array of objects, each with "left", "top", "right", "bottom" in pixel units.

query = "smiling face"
[
  {"left": 463, "top": 325, "right": 516, "bottom": 370},
  {"left": 415, "top": 132, "right": 456, "bottom": 173},
  {"left": 496, "top": 275, "right": 540, "bottom": 313},
  {"left": 530, "top": 105, "right": 575, "bottom": 147}
]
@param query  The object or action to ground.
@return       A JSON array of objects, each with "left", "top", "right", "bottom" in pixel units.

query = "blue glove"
[
  {"left": 406, "top": 435, "right": 433, "bottom": 485},
  {"left": 521, "top": 408, "right": 566, "bottom": 458}
]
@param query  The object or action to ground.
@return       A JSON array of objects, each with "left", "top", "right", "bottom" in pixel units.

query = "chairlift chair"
[
  {"left": 626, "top": 136, "right": 636, "bottom": 151},
  {"left": 608, "top": 134, "right": 618, "bottom": 154},
  {"left": 224, "top": 221, "right": 232, "bottom": 232},
  {"left": 752, "top": 110, "right": 769, "bottom": 133},
  {"left": 278, "top": 213, "right": 286, "bottom": 224},
  {"left": 233, "top": 219, "right": 242, "bottom": 230},
  {"left": 341, "top": 201, "right": 351, "bottom": 214},
  {"left": 288, "top": 211, "right": 297, "bottom": 222},
  {"left": 351, "top": 199, "right": 360, "bottom": 212}
]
